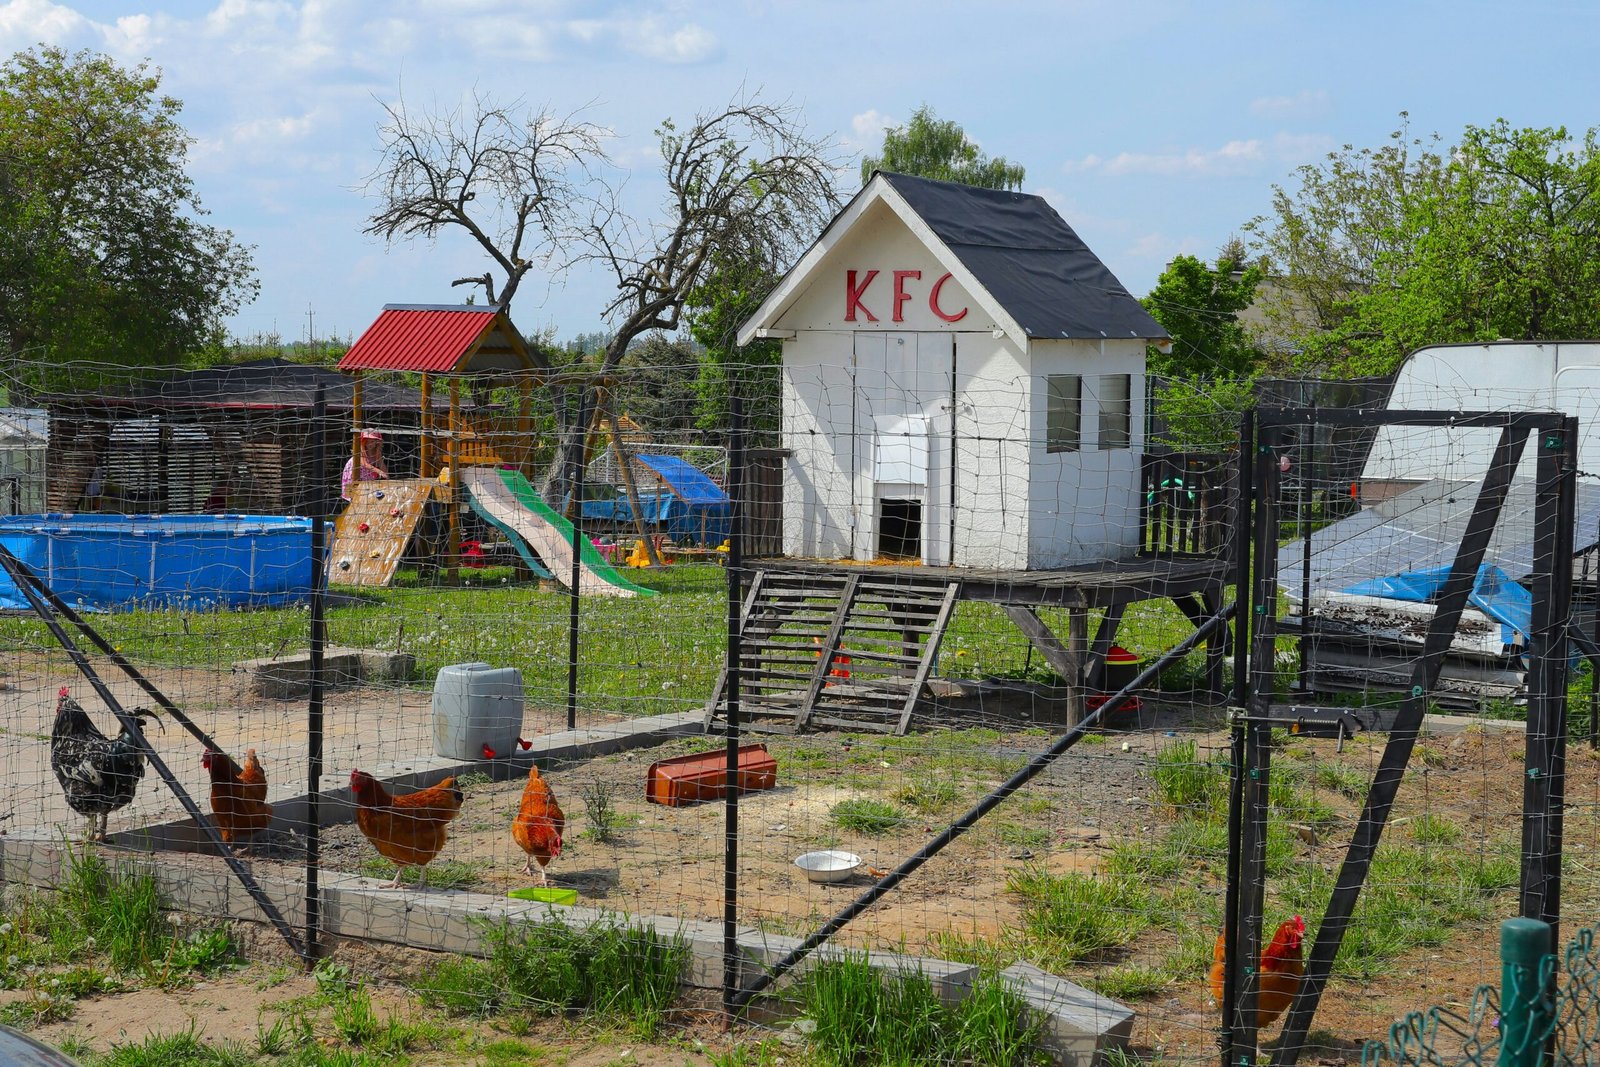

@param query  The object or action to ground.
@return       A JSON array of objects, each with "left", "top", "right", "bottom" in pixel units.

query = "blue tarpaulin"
[
  {"left": 1342, "top": 563, "right": 1533, "bottom": 646},
  {"left": 577, "top": 455, "right": 731, "bottom": 546}
]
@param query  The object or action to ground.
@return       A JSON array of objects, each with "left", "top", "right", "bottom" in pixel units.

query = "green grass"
[
  {"left": 830, "top": 798, "right": 908, "bottom": 835},
  {"left": 416, "top": 917, "right": 688, "bottom": 1038},
  {"left": 800, "top": 954, "right": 1045, "bottom": 1067},
  {"left": 1311, "top": 760, "right": 1370, "bottom": 800},
  {"left": 87, "top": 1026, "right": 257, "bottom": 1066},
  {"left": 1149, "top": 739, "right": 1226, "bottom": 814},
  {"left": 893, "top": 776, "right": 961, "bottom": 813},
  {"left": 0, "top": 564, "right": 727, "bottom": 719},
  {"left": 1006, "top": 868, "right": 1161, "bottom": 965},
  {"left": 356, "top": 857, "right": 484, "bottom": 890}
]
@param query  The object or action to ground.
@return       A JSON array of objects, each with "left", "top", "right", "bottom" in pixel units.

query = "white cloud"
[
  {"left": 1250, "top": 89, "right": 1331, "bottom": 119},
  {"left": 1062, "top": 131, "right": 1336, "bottom": 178},
  {"left": 0, "top": 0, "right": 91, "bottom": 51},
  {"left": 568, "top": 13, "right": 718, "bottom": 64},
  {"left": 1063, "top": 138, "right": 1266, "bottom": 177}
]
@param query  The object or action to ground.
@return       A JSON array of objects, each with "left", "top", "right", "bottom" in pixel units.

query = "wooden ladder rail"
[
  {"left": 794, "top": 574, "right": 863, "bottom": 731},
  {"left": 893, "top": 581, "right": 962, "bottom": 735}
]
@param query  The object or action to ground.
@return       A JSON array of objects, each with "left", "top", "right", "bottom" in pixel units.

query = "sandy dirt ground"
[{"left": 4, "top": 642, "right": 1597, "bottom": 1063}]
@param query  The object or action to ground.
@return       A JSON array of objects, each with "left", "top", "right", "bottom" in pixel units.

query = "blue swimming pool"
[{"left": 0, "top": 514, "right": 314, "bottom": 611}]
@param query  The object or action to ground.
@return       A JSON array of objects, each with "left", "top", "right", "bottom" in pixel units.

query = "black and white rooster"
[{"left": 50, "top": 687, "right": 161, "bottom": 841}]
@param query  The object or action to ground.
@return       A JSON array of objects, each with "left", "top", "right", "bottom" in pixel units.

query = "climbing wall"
[{"left": 329, "top": 478, "right": 439, "bottom": 587}]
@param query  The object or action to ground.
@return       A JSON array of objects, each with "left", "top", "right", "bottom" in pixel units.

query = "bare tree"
[
  {"left": 364, "top": 91, "right": 607, "bottom": 330},
  {"left": 364, "top": 88, "right": 840, "bottom": 500},
  {"left": 541, "top": 95, "right": 840, "bottom": 495}
]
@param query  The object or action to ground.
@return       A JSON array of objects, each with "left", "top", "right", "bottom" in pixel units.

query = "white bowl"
[{"left": 794, "top": 850, "right": 862, "bottom": 884}]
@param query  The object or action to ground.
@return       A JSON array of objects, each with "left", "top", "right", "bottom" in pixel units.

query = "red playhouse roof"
[{"left": 339, "top": 304, "right": 536, "bottom": 374}]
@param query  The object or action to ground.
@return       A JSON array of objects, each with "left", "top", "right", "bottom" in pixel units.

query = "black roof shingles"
[{"left": 881, "top": 171, "right": 1168, "bottom": 341}]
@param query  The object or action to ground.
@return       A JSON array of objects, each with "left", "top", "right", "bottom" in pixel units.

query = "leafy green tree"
[
  {"left": 0, "top": 46, "right": 256, "bottom": 392},
  {"left": 1141, "top": 247, "right": 1263, "bottom": 377},
  {"left": 1247, "top": 116, "right": 1600, "bottom": 376},
  {"left": 687, "top": 252, "right": 782, "bottom": 445},
  {"left": 859, "top": 105, "right": 1025, "bottom": 189}
]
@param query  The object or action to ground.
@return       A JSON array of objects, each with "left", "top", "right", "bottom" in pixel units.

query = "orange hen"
[
  {"left": 350, "top": 769, "right": 464, "bottom": 889},
  {"left": 1208, "top": 915, "right": 1307, "bottom": 1030},
  {"left": 203, "top": 747, "right": 273, "bottom": 846},
  {"left": 511, "top": 764, "right": 565, "bottom": 885}
]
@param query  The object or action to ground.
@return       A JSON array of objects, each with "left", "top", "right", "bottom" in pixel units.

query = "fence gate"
[{"left": 1225, "top": 408, "right": 1578, "bottom": 1067}]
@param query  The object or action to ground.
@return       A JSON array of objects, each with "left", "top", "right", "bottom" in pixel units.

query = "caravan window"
[{"left": 1046, "top": 375, "right": 1081, "bottom": 453}]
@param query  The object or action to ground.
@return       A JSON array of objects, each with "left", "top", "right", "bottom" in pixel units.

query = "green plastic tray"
[{"left": 508, "top": 886, "right": 578, "bottom": 905}]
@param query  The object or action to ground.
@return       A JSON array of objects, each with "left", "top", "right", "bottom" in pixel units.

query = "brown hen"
[
  {"left": 350, "top": 769, "right": 464, "bottom": 889},
  {"left": 203, "top": 747, "right": 273, "bottom": 847},
  {"left": 511, "top": 764, "right": 565, "bottom": 885}
]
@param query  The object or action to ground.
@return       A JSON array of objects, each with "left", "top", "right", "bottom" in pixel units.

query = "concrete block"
[
  {"left": 999, "top": 963, "right": 1134, "bottom": 1067},
  {"left": 639, "top": 915, "right": 754, "bottom": 989}
]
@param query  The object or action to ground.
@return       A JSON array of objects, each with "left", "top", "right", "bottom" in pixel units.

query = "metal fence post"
[{"left": 1498, "top": 917, "right": 1553, "bottom": 1067}]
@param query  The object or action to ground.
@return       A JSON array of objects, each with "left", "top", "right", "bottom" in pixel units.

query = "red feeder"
[
  {"left": 647, "top": 744, "right": 777, "bottom": 807},
  {"left": 358, "top": 522, "right": 370, "bottom": 533}
]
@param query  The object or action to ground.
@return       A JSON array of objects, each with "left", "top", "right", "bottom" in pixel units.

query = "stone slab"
[{"left": 999, "top": 962, "right": 1134, "bottom": 1067}]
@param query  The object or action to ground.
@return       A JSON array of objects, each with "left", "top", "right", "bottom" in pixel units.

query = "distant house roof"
[
  {"left": 338, "top": 304, "right": 536, "bottom": 374},
  {"left": 738, "top": 171, "right": 1167, "bottom": 346},
  {"left": 57, "top": 358, "right": 427, "bottom": 412}
]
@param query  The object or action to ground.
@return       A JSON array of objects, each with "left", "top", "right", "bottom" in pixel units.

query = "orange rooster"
[
  {"left": 203, "top": 747, "right": 273, "bottom": 847},
  {"left": 511, "top": 764, "right": 565, "bottom": 885},
  {"left": 350, "top": 769, "right": 464, "bottom": 889},
  {"left": 1208, "top": 915, "right": 1307, "bottom": 1031}
]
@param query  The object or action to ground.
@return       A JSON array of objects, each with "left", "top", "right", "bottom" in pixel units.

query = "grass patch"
[
  {"left": 1409, "top": 814, "right": 1463, "bottom": 845},
  {"left": 1150, "top": 739, "right": 1225, "bottom": 815},
  {"left": 87, "top": 1025, "right": 256, "bottom": 1066},
  {"left": 830, "top": 798, "right": 908, "bottom": 835},
  {"left": 356, "top": 857, "right": 483, "bottom": 890},
  {"left": 416, "top": 917, "right": 688, "bottom": 1038},
  {"left": 1312, "top": 761, "right": 1369, "bottom": 800},
  {"left": 894, "top": 776, "right": 961, "bottom": 813},
  {"left": 1007, "top": 868, "right": 1159, "bottom": 965},
  {"left": 801, "top": 954, "right": 1044, "bottom": 1067}
]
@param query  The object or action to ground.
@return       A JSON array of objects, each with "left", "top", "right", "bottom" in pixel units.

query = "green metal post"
[{"left": 1498, "top": 917, "right": 1553, "bottom": 1067}]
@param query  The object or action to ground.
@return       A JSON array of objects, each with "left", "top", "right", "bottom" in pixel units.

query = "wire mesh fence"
[{"left": 0, "top": 348, "right": 1592, "bottom": 1065}]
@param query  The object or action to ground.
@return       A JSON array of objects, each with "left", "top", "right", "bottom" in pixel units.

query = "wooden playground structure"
[{"left": 333, "top": 304, "right": 691, "bottom": 587}]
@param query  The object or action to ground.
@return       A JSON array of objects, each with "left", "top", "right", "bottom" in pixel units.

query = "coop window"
[
  {"left": 1046, "top": 374, "right": 1081, "bottom": 453},
  {"left": 1097, "top": 374, "right": 1132, "bottom": 450}
]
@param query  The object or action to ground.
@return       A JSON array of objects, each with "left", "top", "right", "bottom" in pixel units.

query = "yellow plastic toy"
[{"left": 625, "top": 539, "right": 652, "bottom": 568}]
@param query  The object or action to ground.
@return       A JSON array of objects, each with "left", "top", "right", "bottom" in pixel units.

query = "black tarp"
[{"left": 881, "top": 171, "right": 1168, "bottom": 341}]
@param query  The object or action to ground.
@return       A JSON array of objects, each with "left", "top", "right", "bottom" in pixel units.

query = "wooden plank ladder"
[{"left": 705, "top": 570, "right": 961, "bottom": 736}]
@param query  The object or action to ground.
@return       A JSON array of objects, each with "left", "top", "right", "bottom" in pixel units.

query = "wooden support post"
[
  {"left": 350, "top": 373, "right": 364, "bottom": 488},
  {"left": 607, "top": 400, "right": 664, "bottom": 568},
  {"left": 518, "top": 375, "right": 533, "bottom": 476},
  {"left": 447, "top": 378, "right": 460, "bottom": 585},
  {"left": 1002, "top": 604, "right": 1088, "bottom": 727},
  {"left": 419, "top": 374, "right": 433, "bottom": 478}
]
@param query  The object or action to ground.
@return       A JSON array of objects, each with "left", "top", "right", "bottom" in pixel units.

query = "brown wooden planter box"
[{"left": 646, "top": 743, "right": 778, "bottom": 806}]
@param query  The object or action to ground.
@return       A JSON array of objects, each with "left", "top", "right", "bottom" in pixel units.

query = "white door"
[{"left": 852, "top": 332, "right": 950, "bottom": 562}]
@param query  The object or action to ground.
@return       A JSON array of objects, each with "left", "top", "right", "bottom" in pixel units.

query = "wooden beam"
[
  {"left": 350, "top": 373, "right": 364, "bottom": 496},
  {"left": 447, "top": 377, "right": 460, "bottom": 585},
  {"left": 1002, "top": 604, "right": 1088, "bottom": 726},
  {"left": 419, "top": 373, "right": 433, "bottom": 478}
]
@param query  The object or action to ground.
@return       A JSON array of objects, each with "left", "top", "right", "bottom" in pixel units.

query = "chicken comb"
[{"left": 57, "top": 686, "right": 69, "bottom": 698}]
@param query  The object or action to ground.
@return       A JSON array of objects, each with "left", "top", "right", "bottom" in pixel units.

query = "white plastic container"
[{"left": 432, "top": 662, "right": 525, "bottom": 760}]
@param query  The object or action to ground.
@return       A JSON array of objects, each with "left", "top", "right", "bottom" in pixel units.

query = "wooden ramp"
[
  {"left": 705, "top": 570, "right": 960, "bottom": 735},
  {"left": 329, "top": 478, "right": 438, "bottom": 587}
]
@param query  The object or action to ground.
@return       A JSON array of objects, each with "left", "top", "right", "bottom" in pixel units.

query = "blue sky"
[{"left": 6, "top": 0, "right": 1600, "bottom": 346}]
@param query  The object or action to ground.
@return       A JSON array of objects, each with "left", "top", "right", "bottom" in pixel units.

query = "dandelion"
[
  {"left": 49, "top": 978, "right": 58, "bottom": 989},
  {"left": 166, "top": 912, "right": 183, "bottom": 927},
  {"left": 0, "top": 923, "right": 12, "bottom": 936},
  {"left": 84, "top": 937, "right": 95, "bottom": 950}
]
